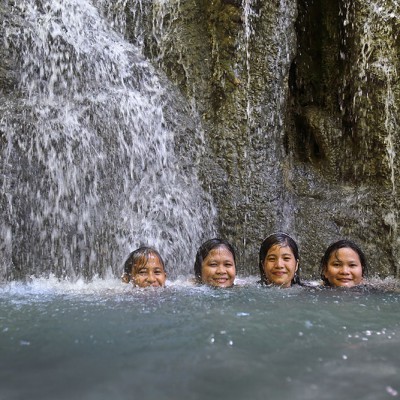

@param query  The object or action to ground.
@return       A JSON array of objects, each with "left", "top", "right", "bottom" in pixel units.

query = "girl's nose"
[
  {"left": 277, "top": 258, "right": 285, "bottom": 268},
  {"left": 339, "top": 265, "right": 350, "bottom": 274},
  {"left": 147, "top": 273, "right": 156, "bottom": 282},
  {"left": 216, "top": 264, "right": 226, "bottom": 273}
]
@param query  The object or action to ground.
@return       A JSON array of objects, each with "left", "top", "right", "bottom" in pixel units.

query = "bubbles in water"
[{"left": 386, "top": 386, "right": 399, "bottom": 397}]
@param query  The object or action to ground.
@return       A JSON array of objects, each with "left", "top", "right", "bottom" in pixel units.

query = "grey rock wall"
[{"left": 132, "top": 0, "right": 400, "bottom": 278}]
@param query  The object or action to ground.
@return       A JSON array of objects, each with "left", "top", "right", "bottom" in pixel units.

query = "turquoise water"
[{"left": 1, "top": 278, "right": 399, "bottom": 400}]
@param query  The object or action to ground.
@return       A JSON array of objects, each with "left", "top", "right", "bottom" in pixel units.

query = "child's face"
[
  {"left": 201, "top": 246, "right": 236, "bottom": 287},
  {"left": 132, "top": 253, "right": 166, "bottom": 288},
  {"left": 323, "top": 247, "right": 363, "bottom": 287},
  {"left": 263, "top": 245, "right": 298, "bottom": 287}
]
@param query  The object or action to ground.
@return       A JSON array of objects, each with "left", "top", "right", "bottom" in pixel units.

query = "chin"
[{"left": 335, "top": 282, "right": 355, "bottom": 287}]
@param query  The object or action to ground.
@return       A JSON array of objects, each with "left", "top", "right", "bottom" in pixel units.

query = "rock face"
[
  {"left": 128, "top": 0, "right": 400, "bottom": 278},
  {"left": 1, "top": 0, "right": 399, "bottom": 279}
]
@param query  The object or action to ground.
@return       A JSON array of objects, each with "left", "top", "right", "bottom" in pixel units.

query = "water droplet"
[
  {"left": 386, "top": 386, "right": 398, "bottom": 397},
  {"left": 236, "top": 312, "right": 250, "bottom": 317},
  {"left": 304, "top": 320, "right": 313, "bottom": 329}
]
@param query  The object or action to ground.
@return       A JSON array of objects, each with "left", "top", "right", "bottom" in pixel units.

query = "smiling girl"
[
  {"left": 259, "top": 233, "right": 301, "bottom": 287},
  {"left": 194, "top": 238, "right": 236, "bottom": 288},
  {"left": 320, "top": 240, "right": 368, "bottom": 287},
  {"left": 122, "top": 247, "right": 166, "bottom": 288}
]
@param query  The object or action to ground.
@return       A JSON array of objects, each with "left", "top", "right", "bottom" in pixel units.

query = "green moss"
[{"left": 204, "top": 0, "right": 242, "bottom": 111}]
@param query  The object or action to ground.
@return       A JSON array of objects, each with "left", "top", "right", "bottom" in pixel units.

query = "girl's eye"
[{"left": 138, "top": 270, "right": 148, "bottom": 275}]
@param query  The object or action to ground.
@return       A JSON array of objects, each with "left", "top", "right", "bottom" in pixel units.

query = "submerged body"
[{"left": 1, "top": 279, "right": 399, "bottom": 400}]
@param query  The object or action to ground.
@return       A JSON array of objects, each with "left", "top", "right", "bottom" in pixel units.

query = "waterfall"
[
  {"left": 242, "top": 0, "right": 255, "bottom": 123},
  {"left": 0, "top": 0, "right": 217, "bottom": 280}
]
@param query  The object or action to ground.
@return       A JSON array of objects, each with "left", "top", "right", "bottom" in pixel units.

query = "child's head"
[
  {"left": 194, "top": 238, "right": 236, "bottom": 287},
  {"left": 259, "top": 232, "right": 300, "bottom": 287},
  {"left": 320, "top": 240, "right": 367, "bottom": 287},
  {"left": 122, "top": 247, "right": 166, "bottom": 288}
]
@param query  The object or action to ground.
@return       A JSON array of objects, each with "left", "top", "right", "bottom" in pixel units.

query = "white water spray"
[{"left": 0, "top": 0, "right": 216, "bottom": 280}]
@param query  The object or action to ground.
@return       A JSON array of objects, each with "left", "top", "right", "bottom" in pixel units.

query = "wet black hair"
[
  {"left": 194, "top": 238, "right": 236, "bottom": 283},
  {"left": 123, "top": 247, "right": 165, "bottom": 280},
  {"left": 320, "top": 239, "right": 368, "bottom": 286},
  {"left": 258, "top": 232, "right": 300, "bottom": 285}
]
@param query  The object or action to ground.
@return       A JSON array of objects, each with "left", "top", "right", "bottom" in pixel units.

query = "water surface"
[{"left": 1, "top": 278, "right": 399, "bottom": 400}]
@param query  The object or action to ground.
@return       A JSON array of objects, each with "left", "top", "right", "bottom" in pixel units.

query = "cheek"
[
  {"left": 263, "top": 261, "right": 271, "bottom": 273},
  {"left": 355, "top": 267, "right": 363, "bottom": 278},
  {"left": 321, "top": 268, "right": 330, "bottom": 281},
  {"left": 201, "top": 266, "right": 211, "bottom": 278}
]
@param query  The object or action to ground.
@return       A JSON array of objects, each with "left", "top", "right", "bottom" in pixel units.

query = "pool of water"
[{"left": 1, "top": 277, "right": 399, "bottom": 400}]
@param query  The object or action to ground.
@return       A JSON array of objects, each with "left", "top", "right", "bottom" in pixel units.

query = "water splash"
[
  {"left": 242, "top": 0, "right": 255, "bottom": 122},
  {"left": 0, "top": 0, "right": 216, "bottom": 280}
]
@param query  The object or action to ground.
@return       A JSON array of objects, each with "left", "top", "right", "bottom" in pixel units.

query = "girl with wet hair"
[
  {"left": 194, "top": 238, "right": 236, "bottom": 288},
  {"left": 122, "top": 246, "right": 166, "bottom": 288},
  {"left": 320, "top": 239, "right": 368, "bottom": 287},
  {"left": 259, "top": 232, "right": 300, "bottom": 287}
]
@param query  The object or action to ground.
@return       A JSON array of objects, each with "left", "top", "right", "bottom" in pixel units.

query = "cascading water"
[
  {"left": 242, "top": 0, "right": 255, "bottom": 122},
  {"left": 0, "top": 0, "right": 217, "bottom": 281}
]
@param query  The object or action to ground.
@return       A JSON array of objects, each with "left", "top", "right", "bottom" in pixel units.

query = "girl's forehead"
[
  {"left": 267, "top": 244, "right": 293, "bottom": 254},
  {"left": 330, "top": 247, "right": 360, "bottom": 260},
  {"left": 134, "top": 252, "right": 162, "bottom": 267},
  {"left": 206, "top": 246, "right": 233, "bottom": 258}
]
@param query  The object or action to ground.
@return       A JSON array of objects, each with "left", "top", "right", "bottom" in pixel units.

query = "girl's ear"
[
  {"left": 295, "top": 260, "right": 299, "bottom": 272},
  {"left": 121, "top": 273, "right": 130, "bottom": 283}
]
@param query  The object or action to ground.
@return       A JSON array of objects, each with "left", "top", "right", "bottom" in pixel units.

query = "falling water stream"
[{"left": 0, "top": 0, "right": 216, "bottom": 280}]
